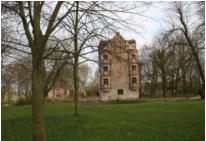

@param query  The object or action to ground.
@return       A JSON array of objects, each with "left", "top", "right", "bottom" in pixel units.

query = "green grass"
[{"left": 2, "top": 99, "right": 205, "bottom": 141}]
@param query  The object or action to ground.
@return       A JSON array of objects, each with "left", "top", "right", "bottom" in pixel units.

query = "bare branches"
[
  {"left": 18, "top": 2, "right": 34, "bottom": 48},
  {"left": 43, "top": 2, "right": 74, "bottom": 43}
]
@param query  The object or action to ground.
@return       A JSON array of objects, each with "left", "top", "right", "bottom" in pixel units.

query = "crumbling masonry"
[{"left": 98, "top": 32, "right": 141, "bottom": 101}]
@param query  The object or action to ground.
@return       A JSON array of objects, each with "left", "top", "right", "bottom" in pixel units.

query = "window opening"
[
  {"left": 104, "top": 78, "right": 109, "bottom": 85},
  {"left": 132, "top": 77, "right": 137, "bottom": 84},
  {"left": 103, "top": 66, "right": 108, "bottom": 72},
  {"left": 117, "top": 89, "right": 123, "bottom": 95},
  {"left": 103, "top": 55, "right": 108, "bottom": 60},
  {"left": 132, "top": 65, "right": 136, "bottom": 71},
  {"left": 131, "top": 54, "right": 136, "bottom": 60}
]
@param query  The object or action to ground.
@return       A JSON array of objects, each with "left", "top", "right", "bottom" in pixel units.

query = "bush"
[
  {"left": 14, "top": 97, "right": 32, "bottom": 106},
  {"left": 86, "top": 86, "right": 99, "bottom": 97}
]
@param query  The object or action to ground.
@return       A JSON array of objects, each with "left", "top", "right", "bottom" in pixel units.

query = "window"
[
  {"left": 131, "top": 54, "right": 136, "bottom": 60},
  {"left": 103, "top": 66, "right": 108, "bottom": 72},
  {"left": 104, "top": 78, "right": 109, "bottom": 85},
  {"left": 132, "top": 77, "right": 137, "bottom": 84},
  {"left": 103, "top": 55, "right": 108, "bottom": 60},
  {"left": 132, "top": 65, "right": 136, "bottom": 71},
  {"left": 117, "top": 89, "right": 123, "bottom": 95}
]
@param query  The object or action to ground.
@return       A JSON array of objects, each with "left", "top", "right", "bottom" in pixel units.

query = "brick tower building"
[{"left": 98, "top": 32, "right": 141, "bottom": 101}]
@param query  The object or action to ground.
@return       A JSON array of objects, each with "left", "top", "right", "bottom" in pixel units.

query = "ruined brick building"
[{"left": 98, "top": 32, "right": 141, "bottom": 101}]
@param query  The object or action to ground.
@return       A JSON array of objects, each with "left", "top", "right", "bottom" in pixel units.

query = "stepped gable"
[{"left": 99, "top": 32, "right": 136, "bottom": 52}]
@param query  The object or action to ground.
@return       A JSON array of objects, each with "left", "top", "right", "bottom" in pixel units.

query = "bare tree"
[
  {"left": 2, "top": 1, "right": 74, "bottom": 140},
  {"left": 60, "top": 1, "right": 152, "bottom": 116},
  {"left": 152, "top": 36, "right": 170, "bottom": 97},
  {"left": 166, "top": 2, "right": 205, "bottom": 98},
  {"left": 140, "top": 30, "right": 202, "bottom": 97}
]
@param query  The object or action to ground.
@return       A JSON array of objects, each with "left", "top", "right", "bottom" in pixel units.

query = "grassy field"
[{"left": 2, "top": 99, "right": 205, "bottom": 141}]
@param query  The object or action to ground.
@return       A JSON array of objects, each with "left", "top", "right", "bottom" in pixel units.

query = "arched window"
[
  {"left": 132, "top": 77, "right": 137, "bottom": 84},
  {"left": 103, "top": 66, "right": 108, "bottom": 72},
  {"left": 132, "top": 65, "right": 136, "bottom": 71},
  {"left": 103, "top": 55, "right": 108, "bottom": 60},
  {"left": 103, "top": 78, "right": 109, "bottom": 85},
  {"left": 117, "top": 89, "right": 123, "bottom": 95}
]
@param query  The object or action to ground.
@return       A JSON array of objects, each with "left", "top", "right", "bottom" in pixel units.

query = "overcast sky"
[
  {"left": 88, "top": 2, "right": 170, "bottom": 79},
  {"left": 119, "top": 2, "right": 170, "bottom": 49},
  {"left": 1, "top": 1, "right": 177, "bottom": 83}
]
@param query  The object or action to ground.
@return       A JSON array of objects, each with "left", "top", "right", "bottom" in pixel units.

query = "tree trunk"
[
  {"left": 171, "top": 74, "right": 174, "bottom": 96},
  {"left": 25, "top": 82, "right": 29, "bottom": 98},
  {"left": 73, "top": 59, "right": 80, "bottom": 116},
  {"left": 200, "top": 87, "right": 205, "bottom": 99},
  {"left": 73, "top": 1, "right": 80, "bottom": 116},
  {"left": 32, "top": 52, "right": 46, "bottom": 141},
  {"left": 161, "top": 70, "right": 167, "bottom": 98},
  {"left": 182, "top": 74, "right": 186, "bottom": 95},
  {"left": 162, "top": 77, "right": 166, "bottom": 98},
  {"left": 1, "top": 91, "right": 6, "bottom": 103},
  {"left": 18, "top": 87, "right": 21, "bottom": 99},
  {"left": 150, "top": 82, "right": 157, "bottom": 96},
  {"left": 7, "top": 85, "right": 11, "bottom": 103},
  {"left": 175, "top": 69, "right": 180, "bottom": 97},
  {"left": 189, "top": 75, "right": 193, "bottom": 94}
]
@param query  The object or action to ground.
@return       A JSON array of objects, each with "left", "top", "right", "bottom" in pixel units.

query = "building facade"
[{"left": 98, "top": 32, "right": 141, "bottom": 101}]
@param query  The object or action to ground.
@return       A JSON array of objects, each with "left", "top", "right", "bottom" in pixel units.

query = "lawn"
[{"left": 2, "top": 99, "right": 205, "bottom": 141}]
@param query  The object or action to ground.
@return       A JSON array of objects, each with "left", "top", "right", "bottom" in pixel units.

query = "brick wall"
[{"left": 99, "top": 32, "right": 140, "bottom": 101}]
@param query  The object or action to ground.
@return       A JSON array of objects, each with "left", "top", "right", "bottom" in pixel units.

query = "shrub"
[
  {"left": 45, "top": 97, "right": 73, "bottom": 104},
  {"left": 14, "top": 97, "right": 32, "bottom": 106},
  {"left": 86, "top": 86, "right": 99, "bottom": 97}
]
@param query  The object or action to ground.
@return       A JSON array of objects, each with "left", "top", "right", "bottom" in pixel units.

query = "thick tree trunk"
[
  {"left": 17, "top": 2, "right": 68, "bottom": 140},
  {"left": 32, "top": 53, "right": 46, "bottom": 141}
]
